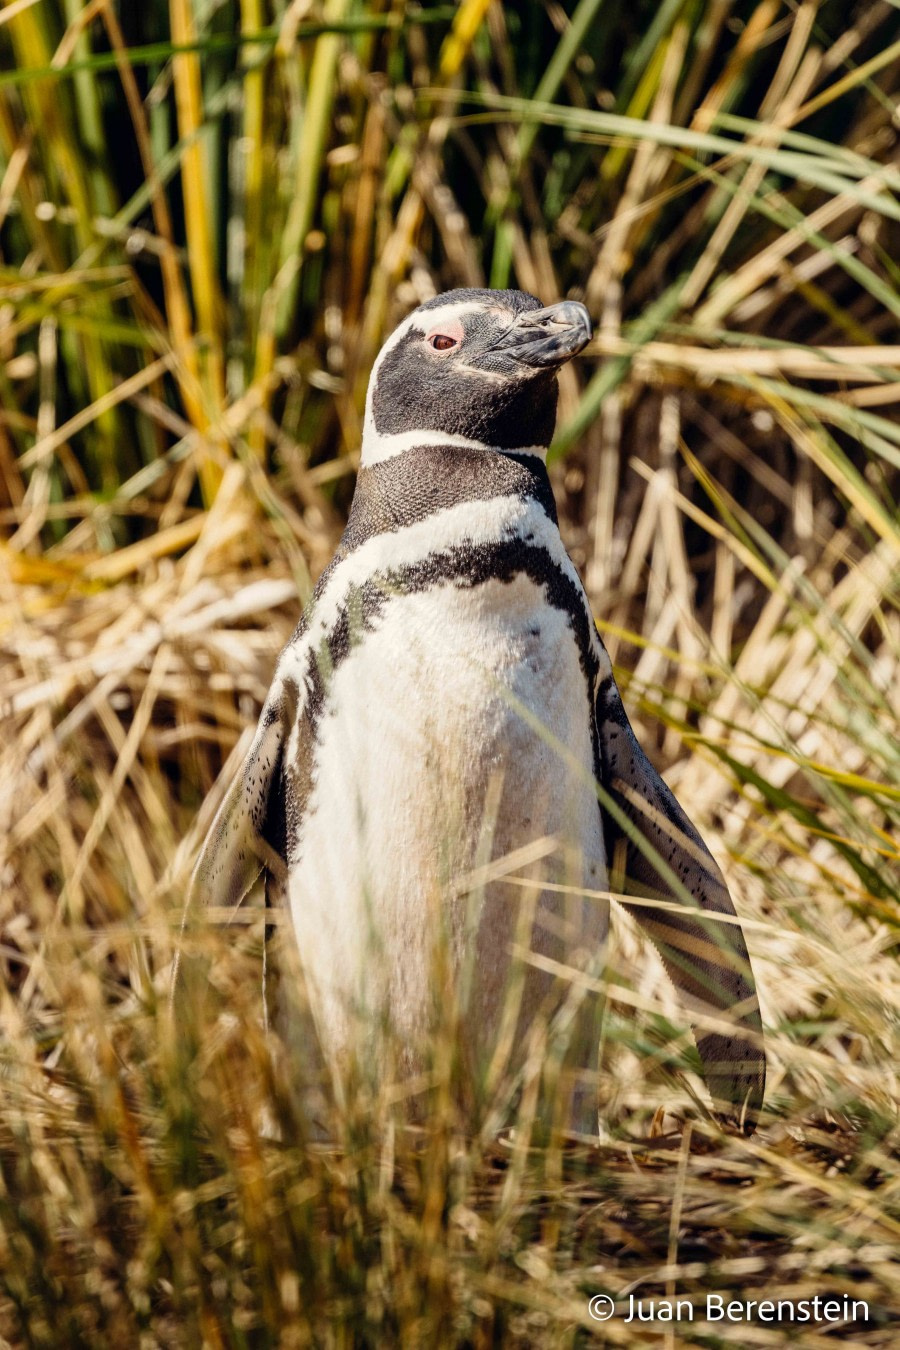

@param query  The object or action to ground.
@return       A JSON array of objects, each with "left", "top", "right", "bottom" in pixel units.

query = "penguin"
[{"left": 182, "top": 288, "right": 765, "bottom": 1134}]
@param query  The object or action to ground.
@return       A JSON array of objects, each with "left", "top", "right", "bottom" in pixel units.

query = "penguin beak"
[{"left": 499, "top": 300, "right": 593, "bottom": 369}]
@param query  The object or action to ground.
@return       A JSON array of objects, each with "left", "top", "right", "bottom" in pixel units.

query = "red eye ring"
[{"left": 425, "top": 319, "right": 464, "bottom": 352}]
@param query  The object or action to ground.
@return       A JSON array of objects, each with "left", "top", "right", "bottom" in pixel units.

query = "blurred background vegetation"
[{"left": 1, "top": 0, "right": 899, "bottom": 1345}]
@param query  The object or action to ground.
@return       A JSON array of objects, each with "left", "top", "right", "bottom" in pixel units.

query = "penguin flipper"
[
  {"left": 195, "top": 691, "right": 292, "bottom": 905},
  {"left": 594, "top": 671, "right": 766, "bottom": 1133},
  {"left": 172, "top": 680, "right": 296, "bottom": 1006}
]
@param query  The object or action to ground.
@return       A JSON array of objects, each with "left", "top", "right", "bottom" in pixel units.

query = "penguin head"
[{"left": 361, "top": 289, "right": 592, "bottom": 465}]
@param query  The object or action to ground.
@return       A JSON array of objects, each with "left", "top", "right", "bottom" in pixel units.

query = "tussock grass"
[{"left": 0, "top": 0, "right": 898, "bottom": 1344}]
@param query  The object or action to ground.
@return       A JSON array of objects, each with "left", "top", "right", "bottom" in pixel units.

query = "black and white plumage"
[{"left": 186, "top": 288, "right": 765, "bottom": 1132}]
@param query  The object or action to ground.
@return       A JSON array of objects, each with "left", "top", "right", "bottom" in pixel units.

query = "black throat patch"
[{"left": 339, "top": 444, "right": 558, "bottom": 553}]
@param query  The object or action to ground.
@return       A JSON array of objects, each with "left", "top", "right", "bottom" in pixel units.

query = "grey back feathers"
[{"left": 183, "top": 287, "right": 765, "bottom": 1134}]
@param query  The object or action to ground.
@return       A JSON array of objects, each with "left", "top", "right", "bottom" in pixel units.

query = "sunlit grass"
[{"left": 1, "top": 0, "right": 898, "bottom": 1344}]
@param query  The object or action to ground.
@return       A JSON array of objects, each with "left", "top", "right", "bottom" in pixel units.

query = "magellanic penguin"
[{"left": 183, "top": 289, "right": 765, "bottom": 1134}]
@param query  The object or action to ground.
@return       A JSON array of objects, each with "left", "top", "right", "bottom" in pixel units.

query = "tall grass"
[{"left": 0, "top": 0, "right": 898, "bottom": 1344}]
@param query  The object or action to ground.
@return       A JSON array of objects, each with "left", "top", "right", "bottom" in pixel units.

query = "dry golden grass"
[{"left": 0, "top": 0, "right": 898, "bottom": 1344}]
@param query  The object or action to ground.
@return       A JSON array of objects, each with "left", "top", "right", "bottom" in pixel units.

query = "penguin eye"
[{"left": 424, "top": 319, "right": 464, "bottom": 353}]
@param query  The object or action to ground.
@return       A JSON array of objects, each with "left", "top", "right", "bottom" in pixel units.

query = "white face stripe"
[{"left": 405, "top": 299, "right": 509, "bottom": 335}]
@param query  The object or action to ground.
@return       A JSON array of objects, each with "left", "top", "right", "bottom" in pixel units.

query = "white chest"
[{"left": 285, "top": 568, "right": 608, "bottom": 1067}]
